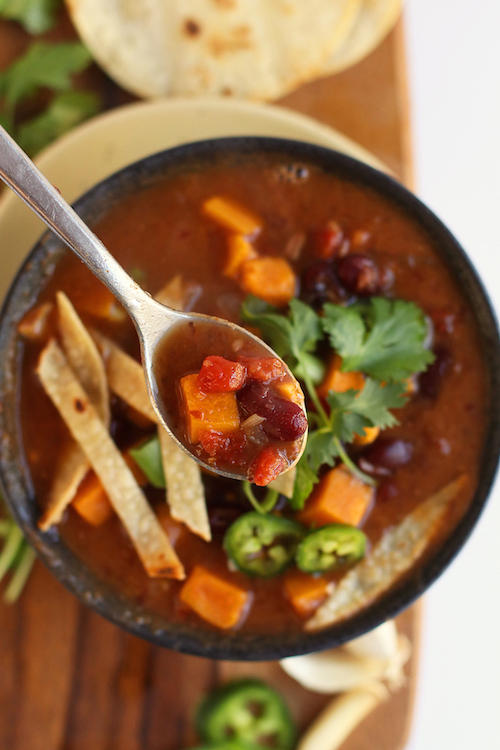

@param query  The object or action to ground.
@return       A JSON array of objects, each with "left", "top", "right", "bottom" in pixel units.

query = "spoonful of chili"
[{"left": 0, "top": 126, "right": 307, "bottom": 485}]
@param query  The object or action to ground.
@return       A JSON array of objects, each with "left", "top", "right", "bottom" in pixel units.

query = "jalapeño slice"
[
  {"left": 196, "top": 679, "right": 296, "bottom": 750},
  {"left": 296, "top": 523, "right": 367, "bottom": 574},
  {"left": 223, "top": 512, "right": 306, "bottom": 578}
]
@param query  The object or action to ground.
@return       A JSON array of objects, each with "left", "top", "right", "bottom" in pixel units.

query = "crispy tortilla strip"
[
  {"left": 94, "top": 331, "right": 157, "bottom": 423},
  {"left": 306, "top": 476, "right": 467, "bottom": 630},
  {"left": 37, "top": 340, "right": 185, "bottom": 579},
  {"left": 154, "top": 275, "right": 202, "bottom": 311},
  {"left": 158, "top": 428, "right": 210, "bottom": 541},
  {"left": 94, "top": 331, "right": 210, "bottom": 541},
  {"left": 57, "top": 291, "right": 110, "bottom": 424},
  {"left": 268, "top": 466, "right": 297, "bottom": 499},
  {"left": 40, "top": 293, "right": 111, "bottom": 530},
  {"left": 38, "top": 443, "right": 89, "bottom": 531},
  {"left": 66, "top": 0, "right": 355, "bottom": 101}
]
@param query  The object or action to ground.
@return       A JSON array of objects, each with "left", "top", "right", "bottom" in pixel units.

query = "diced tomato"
[
  {"left": 237, "top": 356, "right": 286, "bottom": 383},
  {"left": 199, "top": 429, "right": 247, "bottom": 464},
  {"left": 312, "top": 220, "right": 344, "bottom": 260},
  {"left": 197, "top": 356, "right": 247, "bottom": 393},
  {"left": 250, "top": 446, "right": 287, "bottom": 486}
]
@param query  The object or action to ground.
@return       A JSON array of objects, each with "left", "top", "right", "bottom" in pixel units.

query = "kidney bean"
[
  {"left": 358, "top": 438, "right": 413, "bottom": 476},
  {"left": 418, "top": 345, "right": 452, "bottom": 398},
  {"left": 238, "top": 382, "right": 307, "bottom": 442},
  {"left": 336, "top": 254, "right": 380, "bottom": 296},
  {"left": 300, "top": 261, "right": 347, "bottom": 308}
]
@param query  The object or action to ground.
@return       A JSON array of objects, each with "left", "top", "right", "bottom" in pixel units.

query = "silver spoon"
[{"left": 0, "top": 126, "right": 307, "bottom": 482}]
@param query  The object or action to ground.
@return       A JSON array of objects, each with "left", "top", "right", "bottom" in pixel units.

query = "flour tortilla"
[
  {"left": 323, "top": 0, "right": 402, "bottom": 75},
  {"left": 65, "top": 0, "right": 357, "bottom": 100}
]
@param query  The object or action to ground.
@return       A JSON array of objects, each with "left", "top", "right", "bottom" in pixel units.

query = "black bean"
[
  {"left": 358, "top": 438, "right": 413, "bottom": 476},
  {"left": 238, "top": 383, "right": 308, "bottom": 442},
  {"left": 418, "top": 345, "right": 452, "bottom": 398},
  {"left": 300, "top": 261, "right": 347, "bottom": 308},
  {"left": 336, "top": 254, "right": 380, "bottom": 296}
]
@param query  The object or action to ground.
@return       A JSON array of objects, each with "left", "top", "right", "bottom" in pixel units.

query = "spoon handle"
[{"left": 0, "top": 126, "right": 151, "bottom": 320}]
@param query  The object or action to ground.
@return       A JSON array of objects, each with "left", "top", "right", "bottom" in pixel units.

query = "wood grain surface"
[{"left": 0, "top": 12, "right": 419, "bottom": 750}]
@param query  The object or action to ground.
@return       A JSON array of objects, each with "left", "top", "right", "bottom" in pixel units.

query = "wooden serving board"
[{"left": 0, "top": 13, "right": 420, "bottom": 750}]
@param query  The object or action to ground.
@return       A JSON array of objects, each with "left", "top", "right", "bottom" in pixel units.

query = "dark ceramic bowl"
[{"left": 0, "top": 137, "right": 499, "bottom": 661}]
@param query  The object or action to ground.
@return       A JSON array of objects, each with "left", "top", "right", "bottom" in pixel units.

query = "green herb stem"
[
  {"left": 0, "top": 523, "right": 24, "bottom": 583},
  {"left": 3, "top": 544, "right": 36, "bottom": 604},
  {"left": 243, "top": 482, "right": 279, "bottom": 514},
  {"left": 298, "top": 359, "right": 330, "bottom": 428},
  {"left": 333, "top": 438, "right": 377, "bottom": 487}
]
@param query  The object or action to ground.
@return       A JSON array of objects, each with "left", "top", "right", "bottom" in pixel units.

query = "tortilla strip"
[
  {"left": 37, "top": 340, "right": 185, "bottom": 579},
  {"left": 268, "top": 466, "right": 297, "bottom": 499},
  {"left": 94, "top": 331, "right": 158, "bottom": 422},
  {"left": 154, "top": 275, "right": 202, "bottom": 311},
  {"left": 306, "top": 476, "right": 467, "bottom": 630},
  {"left": 39, "top": 294, "right": 111, "bottom": 530},
  {"left": 38, "top": 443, "right": 89, "bottom": 531},
  {"left": 94, "top": 331, "right": 210, "bottom": 541},
  {"left": 57, "top": 291, "right": 110, "bottom": 424}
]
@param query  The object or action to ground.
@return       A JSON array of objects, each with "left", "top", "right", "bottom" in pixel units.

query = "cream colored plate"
[{"left": 0, "top": 97, "right": 387, "bottom": 302}]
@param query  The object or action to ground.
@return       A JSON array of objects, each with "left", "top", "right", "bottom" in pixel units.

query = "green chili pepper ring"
[
  {"left": 196, "top": 678, "right": 296, "bottom": 750},
  {"left": 296, "top": 523, "right": 367, "bottom": 574},
  {"left": 223, "top": 512, "right": 306, "bottom": 578}
]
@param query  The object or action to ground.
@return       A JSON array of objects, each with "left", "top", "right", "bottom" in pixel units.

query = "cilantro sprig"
[
  {"left": 0, "top": 41, "right": 100, "bottom": 155},
  {"left": 322, "top": 297, "right": 434, "bottom": 381},
  {"left": 0, "top": 0, "right": 60, "bottom": 34},
  {"left": 242, "top": 294, "right": 433, "bottom": 509}
]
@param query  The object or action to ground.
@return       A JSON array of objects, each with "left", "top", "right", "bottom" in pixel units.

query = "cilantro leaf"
[
  {"left": 241, "top": 295, "right": 324, "bottom": 383},
  {"left": 326, "top": 379, "right": 407, "bottom": 444},
  {"left": 0, "top": 0, "right": 60, "bottom": 34},
  {"left": 290, "top": 456, "right": 318, "bottom": 510},
  {"left": 17, "top": 90, "right": 100, "bottom": 155},
  {"left": 303, "top": 429, "right": 340, "bottom": 472},
  {"left": 1, "top": 41, "right": 93, "bottom": 116},
  {"left": 323, "top": 297, "right": 434, "bottom": 381}
]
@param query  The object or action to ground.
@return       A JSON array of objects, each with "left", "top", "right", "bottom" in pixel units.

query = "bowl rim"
[{"left": 1, "top": 135, "right": 499, "bottom": 661}]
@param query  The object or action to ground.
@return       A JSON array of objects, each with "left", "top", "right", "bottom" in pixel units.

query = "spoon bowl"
[{"left": 0, "top": 126, "right": 307, "bottom": 481}]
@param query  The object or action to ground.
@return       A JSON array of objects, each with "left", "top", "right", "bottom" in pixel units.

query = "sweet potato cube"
[
  {"left": 284, "top": 570, "right": 332, "bottom": 617},
  {"left": 224, "top": 234, "right": 258, "bottom": 278},
  {"left": 298, "top": 465, "right": 374, "bottom": 528},
  {"left": 72, "top": 471, "right": 114, "bottom": 526},
  {"left": 353, "top": 426, "right": 380, "bottom": 446},
  {"left": 240, "top": 257, "right": 296, "bottom": 307},
  {"left": 179, "top": 373, "right": 240, "bottom": 444},
  {"left": 317, "top": 354, "right": 365, "bottom": 399},
  {"left": 180, "top": 565, "right": 250, "bottom": 629},
  {"left": 202, "top": 196, "right": 262, "bottom": 237}
]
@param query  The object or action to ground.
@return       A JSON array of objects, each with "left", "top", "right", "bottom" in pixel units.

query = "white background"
[{"left": 405, "top": 1, "right": 500, "bottom": 747}]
